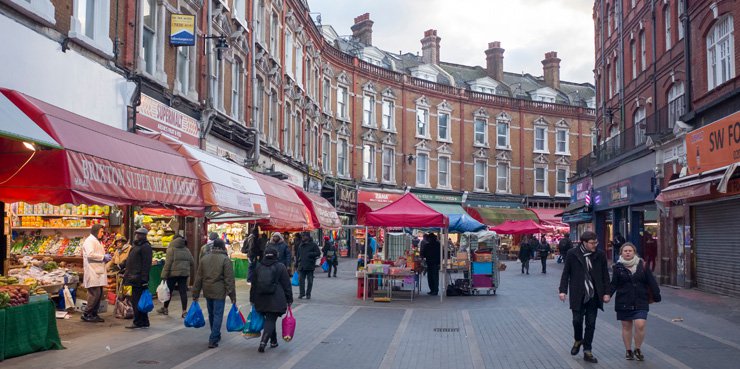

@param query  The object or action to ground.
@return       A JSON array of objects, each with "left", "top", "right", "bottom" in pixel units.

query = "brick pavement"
[{"left": 3, "top": 258, "right": 740, "bottom": 369}]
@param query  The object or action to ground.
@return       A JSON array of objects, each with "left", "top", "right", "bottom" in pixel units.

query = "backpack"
[
  {"left": 254, "top": 263, "right": 278, "bottom": 295},
  {"left": 241, "top": 236, "right": 254, "bottom": 254}
]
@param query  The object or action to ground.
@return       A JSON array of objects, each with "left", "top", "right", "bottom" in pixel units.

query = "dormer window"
[
  {"left": 469, "top": 77, "right": 500, "bottom": 96},
  {"left": 410, "top": 64, "right": 439, "bottom": 82},
  {"left": 531, "top": 87, "right": 558, "bottom": 104}
]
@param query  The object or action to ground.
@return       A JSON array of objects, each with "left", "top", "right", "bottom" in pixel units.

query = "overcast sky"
[{"left": 307, "top": 0, "right": 595, "bottom": 84}]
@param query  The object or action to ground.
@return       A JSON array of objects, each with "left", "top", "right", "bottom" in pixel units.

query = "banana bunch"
[{"left": 0, "top": 276, "right": 19, "bottom": 286}]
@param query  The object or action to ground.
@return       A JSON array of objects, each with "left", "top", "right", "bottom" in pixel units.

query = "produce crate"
[
  {"left": 471, "top": 275, "right": 492, "bottom": 288},
  {"left": 473, "top": 253, "right": 493, "bottom": 262},
  {"left": 471, "top": 262, "right": 493, "bottom": 275}
]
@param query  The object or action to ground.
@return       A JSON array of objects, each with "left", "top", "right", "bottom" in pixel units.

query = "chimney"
[
  {"left": 485, "top": 41, "right": 505, "bottom": 81},
  {"left": 542, "top": 51, "right": 561, "bottom": 90},
  {"left": 351, "top": 13, "right": 373, "bottom": 46},
  {"left": 420, "top": 29, "right": 441, "bottom": 65}
]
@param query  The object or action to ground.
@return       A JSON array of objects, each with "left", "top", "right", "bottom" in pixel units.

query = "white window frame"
[
  {"left": 5, "top": 0, "right": 56, "bottom": 25},
  {"left": 381, "top": 100, "right": 395, "bottom": 132},
  {"left": 69, "top": 0, "right": 113, "bottom": 56},
  {"left": 254, "top": 77, "right": 264, "bottom": 132},
  {"left": 270, "top": 11, "right": 279, "bottom": 55},
  {"left": 283, "top": 102, "right": 292, "bottom": 155},
  {"left": 667, "top": 82, "right": 685, "bottom": 128},
  {"left": 363, "top": 144, "right": 376, "bottom": 181},
  {"left": 139, "top": 0, "right": 167, "bottom": 83},
  {"left": 214, "top": 53, "right": 225, "bottom": 111},
  {"left": 474, "top": 160, "right": 488, "bottom": 192},
  {"left": 285, "top": 30, "right": 294, "bottom": 78},
  {"left": 634, "top": 107, "right": 646, "bottom": 145},
  {"left": 496, "top": 120, "right": 510, "bottom": 149},
  {"left": 416, "top": 107, "right": 430, "bottom": 138},
  {"left": 534, "top": 165, "right": 548, "bottom": 196},
  {"left": 175, "top": 40, "right": 198, "bottom": 101},
  {"left": 438, "top": 112, "right": 451, "bottom": 142},
  {"left": 474, "top": 118, "right": 488, "bottom": 147},
  {"left": 416, "top": 152, "right": 429, "bottom": 187},
  {"left": 534, "top": 126, "right": 548, "bottom": 153},
  {"left": 665, "top": 4, "right": 672, "bottom": 50},
  {"left": 296, "top": 43, "right": 304, "bottom": 87},
  {"left": 640, "top": 31, "right": 647, "bottom": 71},
  {"left": 381, "top": 147, "right": 395, "bottom": 184},
  {"left": 267, "top": 90, "right": 278, "bottom": 145},
  {"left": 233, "top": 0, "right": 247, "bottom": 27},
  {"left": 306, "top": 59, "right": 313, "bottom": 97},
  {"left": 631, "top": 40, "right": 637, "bottom": 79},
  {"left": 496, "top": 162, "right": 510, "bottom": 194},
  {"left": 556, "top": 129, "right": 569, "bottom": 155},
  {"left": 556, "top": 167, "right": 570, "bottom": 196},
  {"left": 322, "top": 78, "right": 331, "bottom": 112},
  {"left": 362, "top": 94, "right": 376, "bottom": 127},
  {"left": 337, "top": 86, "right": 349, "bottom": 119},
  {"left": 437, "top": 155, "right": 450, "bottom": 189},
  {"left": 254, "top": 0, "right": 264, "bottom": 45},
  {"left": 231, "top": 61, "right": 244, "bottom": 121},
  {"left": 678, "top": 0, "right": 685, "bottom": 40},
  {"left": 337, "top": 138, "right": 348, "bottom": 177},
  {"left": 312, "top": 125, "right": 319, "bottom": 166},
  {"left": 631, "top": 0, "right": 636, "bottom": 8},
  {"left": 293, "top": 111, "right": 302, "bottom": 160},
  {"left": 607, "top": 5, "right": 612, "bottom": 37},
  {"left": 322, "top": 132, "right": 331, "bottom": 174},
  {"left": 707, "top": 15, "right": 735, "bottom": 90}
]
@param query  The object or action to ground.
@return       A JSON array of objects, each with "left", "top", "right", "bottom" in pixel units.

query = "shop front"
[
  {"left": 333, "top": 182, "right": 357, "bottom": 257},
  {"left": 560, "top": 177, "right": 594, "bottom": 241}
]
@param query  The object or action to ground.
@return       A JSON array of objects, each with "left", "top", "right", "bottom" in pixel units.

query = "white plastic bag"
[
  {"left": 156, "top": 281, "right": 170, "bottom": 303},
  {"left": 63, "top": 285, "right": 74, "bottom": 311}
]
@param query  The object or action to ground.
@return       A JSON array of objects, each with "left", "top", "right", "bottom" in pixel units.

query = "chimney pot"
[
  {"left": 354, "top": 13, "right": 370, "bottom": 24},
  {"left": 542, "top": 51, "right": 562, "bottom": 90},
  {"left": 485, "top": 41, "right": 505, "bottom": 81},
  {"left": 421, "top": 29, "right": 441, "bottom": 64},
  {"left": 351, "top": 13, "right": 374, "bottom": 46}
]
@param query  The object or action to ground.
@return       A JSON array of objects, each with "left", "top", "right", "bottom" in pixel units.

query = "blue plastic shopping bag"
[
  {"left": 321, "top": 260, "right": 329, "bottom": 272},
  {"left": 137, "top": 289, "right": 154, "bottom": 313},
  {"left": 226, "top": 304, "right": 245, "bottom": 332},
  {"left": 184, "top": 301, "right": 206, "bottom": 328},
  {"left": 242, "top": 305, "right": 264, "bottom": 339},
  {"left": 291, "top": 271, "right": 299, "bottom": 286}
]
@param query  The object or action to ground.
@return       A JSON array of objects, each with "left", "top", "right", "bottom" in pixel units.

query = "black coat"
[
  {"left": 421, "top": 238, "right": 441, "bottom": 266},
  {"left": 558, "top": 238, "right": 573, "bottom": 255},
  {"left": 559, "top": 245, "right": 610, "bottom": 310},
  {"left": 537, "top": 241, "right": 551, "bottom": 257},
  {"left": 609, "top": 260, "right": 661, "bottom": 312},
  {"left": 322, "top": 241, "right": 339, "bottom": 266},
  {"left": 124, "top": 239, "right": 153, "bottom": 286},
  {"left": 249, "top": 257, "right": 293, "bottom": 314},
  {"left": 296, "top": 239, "right": 321, "bottom": 271},
  {"left": 518, "top": 243, "right": 531, "bottom": 261}
]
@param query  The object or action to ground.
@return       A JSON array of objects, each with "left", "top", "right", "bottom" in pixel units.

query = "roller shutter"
[{"left": 694, "top": 199, "right": 740, "bottom": 297}]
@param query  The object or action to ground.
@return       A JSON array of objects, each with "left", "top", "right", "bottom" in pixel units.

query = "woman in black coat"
[
  {"left": 608, "top": 242, "right": 661, "bottom": 361},
  {"left": 250, "top": 246, "right": 293, "bottom": 353}
]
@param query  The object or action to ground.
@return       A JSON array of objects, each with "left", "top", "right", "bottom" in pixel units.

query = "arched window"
[
  {"left": 707, "top": 15, "right": 735, "bottom": 90},
  {"left": 667, "top": 82, "right": 685, "bottom": 128},
  {"left": 633, "top": 107, "right": 646, "bottom": 145}
]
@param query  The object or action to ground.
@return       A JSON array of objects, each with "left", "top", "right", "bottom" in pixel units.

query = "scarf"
[
  {"left": 580, "top": 244, "right": 595, "bottom": 303},
  {"left": 618, "top": 255, "right": 640, "bottom": 274}
]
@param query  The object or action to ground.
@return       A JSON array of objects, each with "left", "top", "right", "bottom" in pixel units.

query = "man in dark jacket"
[
  {"left": 557, "top": 233, "right": 573, "bottom": 264},
  {"left": 295, "top": 232, "right": 320, "bottom": 299},
  {"left": 518, "top": 236, "right": 532, "bottom": 275},
  {"left": 559, "top": 231, "right": 610, "bottom": 364},
  {"left": 420, "top": 233, "right": 441, "bottom": 296},
  {"left": 124, "top": 227, "right": 153, "bottom": 329},
  {"left": 322, "top": 236, "right": 338, "bottom": 278},
  {"left": 612, "top": 232, "right": 626, "bottom": 263},
  {"left": 537, "top": 236, "right": 552, "bottom": 273},
  {"left": 193, "top": 239, "right": 236, "bottom": 348},
  {"left": 250, "top": 246, "right": 293, "bottom": 352}
]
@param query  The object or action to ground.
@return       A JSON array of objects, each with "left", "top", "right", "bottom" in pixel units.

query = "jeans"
[
  {"left": 299, "top": 270, "right": 314, "bottom": 297},
  {"left": 521, "top": 259, "right": 530, "bottom": 274},
  {"left": 540, "top": 256, "right": 547, "bottom": 273},
  {"left": 261, "top": 312, "right": 280, "bottom": 344},
  {"left": 164, "top": 276, "right": 188, "bottom": 310},
  {"left": 131, "top": 285, "right": 150, "bottom": 327},
  {"left": 327, "top": 262, "right": 337, "bottom": 277},
  {"left": 572, "top": 298, "right": 599, "bottom": 351},
  {"left": 206, "top": 298, "right": 226, "bottom": 344},
  {"left": 427, "top": 264, "right": 439, "bottom": 294},
  {"left": 85, "top": 286, "right": 103, "bottom": 317}
]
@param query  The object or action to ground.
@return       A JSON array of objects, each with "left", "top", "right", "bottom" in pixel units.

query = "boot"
[
  {"left": 570, "top": 340, "right": 582, "bottom": 355},
  {"left": 583, "top": 351, "right": 598, "bottom": 363},
  {"left": 258, "top": 342, "right": 266, "bottom": 353},
  {"left": 157, "top": 307, "right": 168, "bottom": 315}
]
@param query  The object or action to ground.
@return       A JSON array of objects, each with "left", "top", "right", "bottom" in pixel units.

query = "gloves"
[
  {"left": 103, "top": 254, "right": 112, "bottom": 262},
  {"left": 230, "top": 296, "right": 236, "bottom": 305}
]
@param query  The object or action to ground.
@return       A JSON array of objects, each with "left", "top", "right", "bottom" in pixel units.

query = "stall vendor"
[{"left": 107, "top": 235, "right": 131, "bottom": 275}]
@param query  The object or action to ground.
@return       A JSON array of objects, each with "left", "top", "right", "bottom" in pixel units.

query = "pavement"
[{"left": 4, "top": 258, "right": 740, "bottom": 369}]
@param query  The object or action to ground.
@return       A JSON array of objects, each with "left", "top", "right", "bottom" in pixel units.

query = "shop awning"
[
  {"left": 364, "top": 193, "right": 448, "bottom": 227},
  {"left": 656, "top": 172, "right": 724, "bottom": 203},
  {"left": 249, "top": 171, "right": 312, "bottom": 231},
  {"left": 0, "top": 92, "right": 60, "bottom": 148},
  {"left": 150, "top": 133, "right": 268, "bottom": 216},
  {"left": 290, "top": 186, "right": 342, "bottom": 230},
  {"left": 491, "top": 219, "right": 548, "bottom": 235},
  {"left": 529, "top": 208, "right": 567, "bottom": 228},
  {"left": 465, "top": 207, "right": 538, "bottom": 226},
  {"left": 426, "top": 202, "right": 466, "bottom": 216},
  {"left": 0, "top": 89, "right": 204, "bottom": 212},
  {"left": 555, "top": 200, "right": 585, "bottom": 217}
]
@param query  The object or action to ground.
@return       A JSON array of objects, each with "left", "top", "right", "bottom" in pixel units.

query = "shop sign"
[
  {"left": 357, "top": 190, "right": 403, "bottom": 206},
  {"left": 68, "top": 151, "right": 202, "bottom": 207},
  {"left": 686, "top": 110, "right": 740, "bottom": 174},
  {"left": 170, "top": 14, "right": 196, "bottom": 46},
  {"left": 572, "top": 178, "right": 592, "bottom": 202},
  {"left": 137, "top": 94, "right": 200, "bottom": 146},
  {"left": 334, "top": 183, "right": 357, "bottom": 214},
  {"left": 593, "top": 171, "right": 655, "bottom": 211},
  {"left": 307, "top": 177, "right": 322, "bottom": 194},
  {"left": 412, "top": 192, "right": 463, "bottom": 203}
]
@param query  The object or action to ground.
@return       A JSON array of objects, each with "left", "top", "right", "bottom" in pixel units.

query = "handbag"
[
  {"left": 647, "top": 287, "right": 656, "bottom": 304},
  {"left": 281, "top": 305, "right": 296, "bottom": 342},
  {"left": 115, "top": 297, "right": 134, "bottom": 319},
  {"left": 138, "top": 289, "right": 154, "bottom": 313}
]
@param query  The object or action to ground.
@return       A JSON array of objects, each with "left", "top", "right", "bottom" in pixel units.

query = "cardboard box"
[{"left": 75, "top": 299, "right": 108, "bottom": 314}]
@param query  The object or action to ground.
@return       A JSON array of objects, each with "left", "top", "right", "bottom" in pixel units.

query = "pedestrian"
[
  {"left": 192, "top": 238, "right": 236, "bottom": 348},
  {"left": 557, "top": 233, "right": 573, "bottom": 264},
  {"left": 250, "top": 246, "right": 293, "bottom": 353},
  {"left": 420, "top": 233, "right": 441, "bottom": 296},
  {"left": 158, "top": 234, "right": 194, "bottom": 318},
  {"left": 643, "top": 232, "right": 657, "bottom": 272},
  {"left": 81, "top": 224, "right": 111, "bottom": 323},
  {"left": 295, "top": 232, "right": 321, "bottom": 299},
  {"left": 244, "top": 227, "right": 258, "bottom": 282},
  {"left": 518, "top": 236, "right": 531, "bottom": 275},
  {"left": 124, "top": 227, "right": 153, "bottom": 329},
  {"left": 106, "top": 235, "right": 131, "bottom": 275},
  {"left": 558, "top": 230, "right": 610, "bottom": 364},
  {"left": 537, "top": 236, "right": 552, "bottom": 273},
  {"left": 613, "top": 232, "right": 626, "bottom": 263},
  {"left": 200, "top": 232, "right": 219, "bottom": 259},
  {"left": 322, "top": 235, "right": 338, "bottom": 278},
  {"left": 609, "top": 242, "right": 661, "bottom": 361},
  {"left": 367, "top": 233, "right": 378, "bottom": 259},
  {"left": 267, "top": 232, "right": 291, "bottom": 271}
]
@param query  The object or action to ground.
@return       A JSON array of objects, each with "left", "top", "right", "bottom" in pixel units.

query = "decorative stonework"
[
  {"left": 415, "top": 95, "right": 430, "bottom": 108},
  {"left": 336, "top": 121, "right": 351, "bottom": 136},
  {"left": 437, "top": 143, "right": 453, "bottom": 155},
  {"left": 497, "top": 111, "right": 512, "bottom": 122},
  {"left": 555, "top": 156, "right": 571, "bottom": 166},
  {"left": 473, "top": 107, "right": 489, "bottom": 118},
  {"left": 534, "top": 153, "right": 550, "bottom": 164},
  {"left": 556, "top": 118, "right": 570, "bottom": 128},
  {"left": 337, "top": 71, "right": 350, "bottom": 85},
  {"left": 437, "top": 100, "right": 453, "bottom": 112},
  {"left": 472, "top": 147, "right": 488, "bottom": 159},
  {"left": 533, "top": 116, "right": 550, "bottom": 126},
  {"left": 495, "top": 150, "right": 512, "bottom": 162},
  {"left": 382, "top": 87, "right": 396, "bottom": 99},
  {"left": 362, "top": 81, "right": 377, "bottom": 94},
  {"left": 415, "top": 139, "right": 431, "bottom": 152},
  {"left": 361, "top": 128, "right": 379, "bottom": 143},
  {"left": 381, "top": 132, "right": 397, "bottom": 146}
]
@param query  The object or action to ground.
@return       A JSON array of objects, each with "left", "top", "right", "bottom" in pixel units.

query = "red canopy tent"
[
  {"left": 363, "top": 193, "right": 448, "bottom": 227},
  {"left": 290, "top": 185, "right": 342, "bottom": 230},
  {"left": 491, "top": 219, "right": 549, "bottom": 235}
]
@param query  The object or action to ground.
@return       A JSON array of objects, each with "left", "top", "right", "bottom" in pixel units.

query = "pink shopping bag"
[{"left": 282, "top": 305, "right": 296, "bottom": 342}]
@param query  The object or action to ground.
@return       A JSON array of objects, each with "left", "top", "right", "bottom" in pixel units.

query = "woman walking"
[
  {"left": 250, "top": 246, "right": 293, "bottom": 353},
  {"left": 608, "top": 242, "right": 661, "bottom": 361},
  {"left": 158, "top": 234, "right": 194, "bottom": 318}
]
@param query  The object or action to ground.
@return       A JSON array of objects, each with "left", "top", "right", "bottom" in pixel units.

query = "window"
[
  {"left": 284, "top": 103, "right": 292, "bottom": 153},
  {"left": 416, "top": 153, "right": 429, "bottom": 186},
  {"left": 233, "top": 0, "right": 246, "bottom": 24},
  {"left": 176, "top": 41, "right": 195, "bottom": 97},
  {"left": 312, "top": 126, "right": 319, "bottom": 166},
  {"left": 306, "top": 59, "right": 312, "bottom": 97},
  {"left": 474, "top": 118, "right": 487, "bottom": 145},
  {"left": 231, "top": 62, "right": 243, "bottom": 120},
  {"left": 668, "top": 82, "right": 685, "bottom": 128},
  {"left": 665, "top": 5, "right": 672, "bottom": 50},
  {"left": 631, "top": 40, "right": 637, "bottom": 79},
  {"left": 270, "top": 12, "right": 279, "bottom": 55},
  {"left": 613, "top": 2, "right": 618, "bottom": 33},
  {"left": 634, "top": 107, "right": 646, "bottom": 145},
  {"left": 474, "top": 160, "right": 487, "bottom": 191},
  {"left": 285, "top": 31, "right": 293, "bottom": 78},
  {"left": 254, "top": 77, "right": 264, "bottom": 131},
  {"left": 496, "top": 163, "right": 509, "bottom": 193},
  {"left": 322, "top": 78, "right": 331, "bottom": 112},
  {"left": 267, "top": 91, "right": 277, "bottom": 145},
  {"left": 381, "top": 100, "right": 394, "bottom": 131},
  {"left": 322, "top": 133, "right": 331, "bottom": 173},
  {"left": 382, "top": 147, "right": 395, "bottom": 183},
  {"left": 313, "top": 67, "right": 320, "bottom": 100},
  {"left": 631, "top": 0, "right": 636, "bottom": 8},
  {"left": 293, "top": 112, "right": 302, "bottom": 159},
  {"left": 497, "top": 121, "right": 509, "bottom": 148},
  {"left": 556, "top": 168, "right": 569, "bottom": 195},
  {"left": 438, "top": 112, "right": 450, "bottom": 141},
  {"left": 614, "top": 57, "right": 621, "bottom": 94},
  {"left": 438, "top": 156, "right": 450, "bottom": 188},
  {"left": 337, "top": 86, "right": 348, "bottom": 118},
  {"left": 363, "top": 145, "right": 376, "bottom": 181},
  {"left": 640, "top": 31, "right": 646, "bottom": 71},
  {"left": 70, "top": 0, "right": 112, "bottom": 55},
  {"left": 254, "top": 0, "right": 264, "bottom": 44},
  {"left": 607, "top": 4, "right": 612, "bottom": 37},
  {"left": 337, "top": 138, "right": 348, "bottom": 176},
  {"left": 534, "top": 167, "right": 547, "bottom": 194},
  {"left": 214, "top": 54, "right": 224, "bottom": 110},
  {"left": 5, "top": 0, "right": 56, "bottom": 25},
  {"left": 142, "top": 0, "right": 156, "bottom": 75},
  {"left": 296, "top": 43, "right": 304, "bottom": 86},
  {"left": 556, "top": 129, "right": 569, "bottom": 154},
  {"left": 535, "top": 126, "right": 547, "bottom": 152},
  {"left": 707, "top": 16, "right": 735, "bottom": 90},
  {"left": 416, "top": 108, "right": 429, "bottom": 137},
  {"left": 362, "top": 95, "right": 375, "bottom": 127},
  {"left": 678, "top": 0, "right": 684, "bottom": 40}
]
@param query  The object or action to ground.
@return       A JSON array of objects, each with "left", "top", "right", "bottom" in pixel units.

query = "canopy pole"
[
  {"left": 440, "top": 227, "right": 445, "bottom": 302},
  {"left": 363, "top": 226, "right": 368, "bottom": 301}
]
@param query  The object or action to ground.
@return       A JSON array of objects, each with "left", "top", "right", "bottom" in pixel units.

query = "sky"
[{"left": 307, "top": 0, "right": 596, "bottom": 84}]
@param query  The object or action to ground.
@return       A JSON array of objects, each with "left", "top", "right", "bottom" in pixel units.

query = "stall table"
[
  {"left": 232, "top": 257, "right": 249, "bottom": 279},
  {"left": 0, "top": 300, "right": 63, "bottom": 361},
  {"left": 149, "top": 263, "right": 164, "bottom": 295}
]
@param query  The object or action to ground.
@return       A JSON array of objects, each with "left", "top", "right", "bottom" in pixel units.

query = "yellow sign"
[{"left": 170, "top": 14, "right": 195, "bottom": 46}]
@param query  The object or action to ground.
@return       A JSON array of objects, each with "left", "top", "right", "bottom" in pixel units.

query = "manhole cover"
[
  {"left": 433, "top": 328, "right": 459, "bottom": 332},
  {"left": 136, "top": 360, "right": 160, "bottom": 365}
]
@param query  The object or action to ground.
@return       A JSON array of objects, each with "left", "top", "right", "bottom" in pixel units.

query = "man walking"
[
  {"left": 557, "top": 233, "right": 573, "bottom": 264},
  {"left": 295, "top": 232, "right": 320, "bottom": 299},
  {"left": 537, "top": 236, "right": 552, "bottom": 273},
  {"left": 559, "top": 231, "right": 610, "bottom": 364},
  {"left": 124, "top": 228, "right": 153, "bottom": 329},
  {"left": 519, "top": 236, "right": 532, "bottom": 275},
  {"left": 192, "top": 238, "right": 236, "bottom": 348},
  {"left": 420, "top": 233, "right": 441, "bottom": 296},
  {"left": 81, "top": 224, "right": 111, "bottom": 322},
  {"left": 322, "top": 236, "right": 338, "bottom": 278}
]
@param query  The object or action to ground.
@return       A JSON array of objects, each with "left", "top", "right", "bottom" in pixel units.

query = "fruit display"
[
  {"left": 0, "top": 276, "right": 20, "bottom": 286},
  {"left": 141, "top": 216, "right": 176, "bottom": 248},
  {"left": 7, "top": 266, "right": 79, "bottom": 287},
  {"left": 152, "top": 251, "right": 166, "bottom": 265},
  {"left": 208, "top": 223, "right": 247, "bottom": 246},
  {"left": 11, "top": 233, "right": 84, "bottom": 257},
  {"left": 12, "top": 202, "right": 111, "bottom": 217},
  {"left": 0, "top": 285, "right": 29, "bottom": 308}
]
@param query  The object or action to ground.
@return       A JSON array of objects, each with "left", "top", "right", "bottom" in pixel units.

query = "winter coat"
[
  {"left": 322, "top": 241, "right": 339, "bottom": 266},
  {"left": 249, "top": 256, "right": 293, "bottom": 314},
  {"left": 295, "top": 239, "right": 321, "bottom": 271},
  {"left": 421, "top": 238, "right": 441, "bottom": 266},
  {"left": 106, "top": 244, "right": 131, "bottom": 274},
  {"left": 124, "top": 239, "right": 153, "bottom": 287},
  {"left": 267, "top": 235, "right": 291, "bottom": 268},
  {"left": 192, "top": 248, "right": 236, "bottom": 301},
  {"left": 161, "top": 236, "right": 194, "bottom": 279},
  {"left": 558, "top": 245, "right": 610, "bottom": 310},
  {"left": 558, "top": 238, "right": 573, "bottom": 256},
  {"left": 518, "top": 242, "right": 532, "bottom": 261},
  {"left": 199, "top": 240, "right": 213, "bottom": 259},
  {"left": 82, "top": 234, "right": 107, "bottom": 288},
  {"left": 249, "top": 236, "right": 268, "bottom": 263},
  {"left": 537, "top": 241, "right": 552, "bottom": 257},
  {"left": 609, "top": 260, "right": 661, "bottom": 312}
]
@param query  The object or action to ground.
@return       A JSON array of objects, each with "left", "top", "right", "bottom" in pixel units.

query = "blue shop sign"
[
  {"left": 562, "top": 212, "right": 593, "bottom": 224},
  {"left": 593, "top": 170, "right": 656, "bottom": 211}
]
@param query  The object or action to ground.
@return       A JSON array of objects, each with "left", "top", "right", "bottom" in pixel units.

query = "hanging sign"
[{"left": 170, "top": 14, "right": 196, "bottom": 46}]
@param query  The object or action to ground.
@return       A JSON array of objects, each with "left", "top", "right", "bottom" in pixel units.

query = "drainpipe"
[
  {"left": 250, "top": 0, "right": 260, "bottom": 166},
  {"left": 351, "top": 57, "right": 358, "bottom": 180},
  {"left": 518, "top": 100, "right": 524, "bottom": 196},
  {"left": 651, "top": 0, "right": 658, "bottom": 126},
  {"left": 681, "top": 0, "right": 692, "bottom": 114},
  {"left": 618, "top": 0, "right": 625, "bottom": 132},
  {"left": 401, "top": 77, "right": 407, "bottom": 186},
  {"left": 458, "top": 91, "right": 465, "bottom": 189},
  {"left": 599, "top": 0, "right": 606, "bottom": 140}
]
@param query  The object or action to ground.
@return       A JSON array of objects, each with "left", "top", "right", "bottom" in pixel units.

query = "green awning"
[
  {"left": 0, "top": 93, "right": 61, "bottom": 148},
  {"left": 470, "top": 207, "right": 538, "bottom": 226},
  {"left": 426, "top": 202, "right": 466, "bottom": 216}
]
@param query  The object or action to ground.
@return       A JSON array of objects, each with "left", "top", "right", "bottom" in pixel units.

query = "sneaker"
[
  {"left": 258, "top": 343, "right": 266, "bottom": 353},
  {"left": 181, "top": 312, "right": 187, "bottom": 318},
  {"left": 570, "top": 341, "right": 582, "bottom": 355},
  {"left": 298, "top": 295, "right": 305, "bottom": 299},
  {"left": 81, "top": 315, "right": 96, "bottom": 323},
  {"left": 634, "top": 348, "right": 644, "bottom": 361},
  {"left": 208, "top": 342, "right": 218, "bottom": 349},
  {"left": 156, "top": 307, "right": 168, "bottom": 315},
  {"left": 625, "top": 350, "right": 634, "bottom": 360},
  {"left": 270, "top": 342, "right": 279, "bottom": 348},
  {"left": 93, "top": 316, "right": 105, "bottom": 323},
  {"left": 583, "top": 351, "right": 598, "bottom": 363}
]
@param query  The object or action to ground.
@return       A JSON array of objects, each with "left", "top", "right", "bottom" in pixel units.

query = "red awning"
[
  {"left": 290, "top": 186, "right": 342, "bottom": 230},
  {"left": 491, "top": 219, "right": 549, "bottom": 235},
  {"left": 0, "top": 89, "right": 203, "bottom": 212},
  {"left": 356, "top": 190, "right": 404, "bottom": 225},
  {"left": 249, "top": 171, "right": 312, "bottom": 231},
  {"left": 529, "top": 208, "right": 568, "bottom": 228},
  {"left": 364, "top": 193, "right": 448, "bottom": 228}
]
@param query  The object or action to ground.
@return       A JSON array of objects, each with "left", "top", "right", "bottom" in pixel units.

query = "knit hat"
[
  {"left": 324, "top": 235, "right": 330, "bottom": 241},
  {"left": 264, "top": 246, "right": 278, "bottom": 258},
  {"left": 208, "top": 232, "right": 219, "bottom": 241},
  {"left": 212, "top": 238, "right": 226, "bottom": 249}
]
